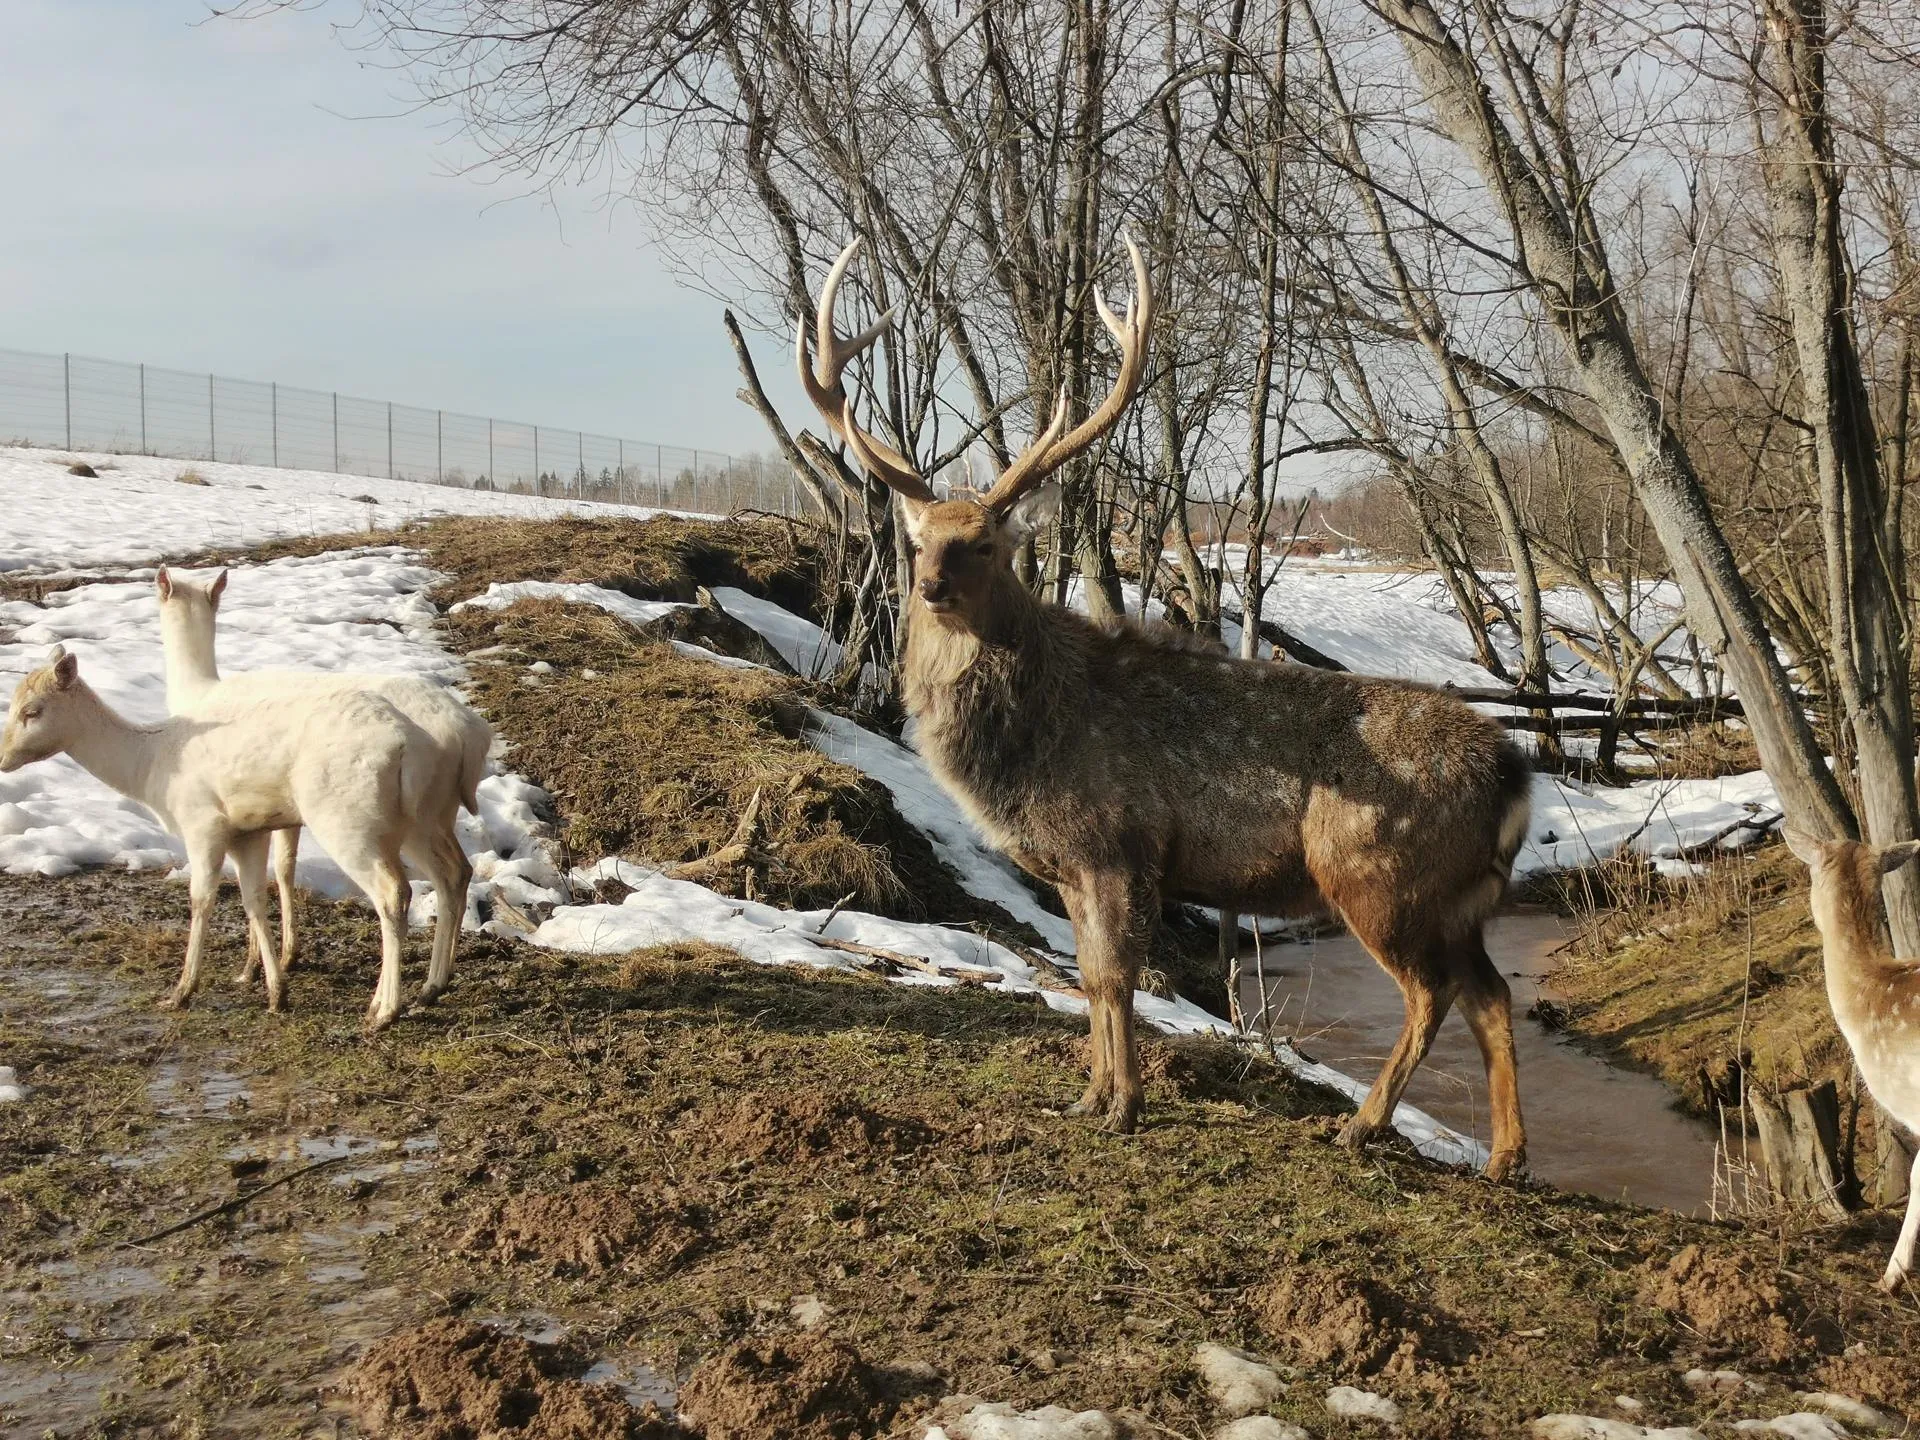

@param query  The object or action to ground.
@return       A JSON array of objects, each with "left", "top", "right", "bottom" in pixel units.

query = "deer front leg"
[
  {"left": 1063, "top": 869, "right": 1156, "bottom": 1134},
  {"left": 161, "top": 829, "right": 230, "bottom": 1011},
  {"left": 1880, "top": 1148, "right": 1920, "bottom": 1293}
]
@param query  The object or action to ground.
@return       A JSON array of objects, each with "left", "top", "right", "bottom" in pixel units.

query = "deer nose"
[{"left": 919, "top": 576, "right": 949, "bottom": 603}]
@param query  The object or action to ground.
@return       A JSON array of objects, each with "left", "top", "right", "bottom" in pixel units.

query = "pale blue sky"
[{"left": 0, "top": 1, "right": 793, "bottom": 458}]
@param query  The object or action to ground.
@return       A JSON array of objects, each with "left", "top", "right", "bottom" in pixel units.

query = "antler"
[
  {"left": 978, "top": 232, "right": 1154, "bottom": 515},
  {"left": 797, "top": 238, "right": 937, "bottom": 504}
]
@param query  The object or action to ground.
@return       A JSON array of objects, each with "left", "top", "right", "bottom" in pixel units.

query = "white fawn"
[
  {"left": 1, "top": 646, "right": 471, "bottom": 1031},
  {"left": 1784, "top": 829, "right": 1920, "bottom": 1291},
  {"left": 154, "top": 566, "right": 492, "bottom": 983}
]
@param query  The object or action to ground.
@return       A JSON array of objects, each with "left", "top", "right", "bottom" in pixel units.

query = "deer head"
[{"left": 799, "top": 236, "right": 1153, "bottom": 630}]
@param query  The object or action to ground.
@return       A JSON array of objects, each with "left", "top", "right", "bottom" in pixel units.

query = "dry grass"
[
  {"left": 448, "top": 596, "right": 977, "bottom": 921},
  {"left": 1549, "top": 842, "right": 1845, "bottom": 1108}
]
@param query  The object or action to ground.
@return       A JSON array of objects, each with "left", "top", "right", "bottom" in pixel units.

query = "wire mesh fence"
[{"left": 0, "top": 346, "right": 804, "bottom": 516}]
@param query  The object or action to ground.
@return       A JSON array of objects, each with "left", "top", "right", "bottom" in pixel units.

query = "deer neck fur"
[
  {"left": 158, "top": 606, "right": 221, "bottom": 711},
  {"left": 57, "top": 682, "right": 168, "bottom": 813},
  {"left": 1806, "top": 853, "right": 1920, "bottom": 1123},
  {"left": 901, "top": 569, "right": 1083, "bottom": 842}
]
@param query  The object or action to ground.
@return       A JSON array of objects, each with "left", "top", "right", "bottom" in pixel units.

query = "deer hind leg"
[
  {"left": 407, "top": 821, "right": 471, "bottom": 1005},
  {"left": 1881, "top": 1147, "right": 1920, "bottom": 1293},
  {"left": 236, "top": 827, "right": 301, "bottom": 985},
  {"left": 230, "top": 832, "right": 286, "bottom": 1013},
  {"left": 1453, "top": 933, "right": 1526, "bottom": 1180},
  {"left": 1063, "top": 869, "right": 1156, "bottom": 1134},
  {"left": 1335, "top": 926, "right": 1454, "bottom": 1154}
]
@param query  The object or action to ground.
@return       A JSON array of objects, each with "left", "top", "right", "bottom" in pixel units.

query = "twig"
[
  {"left": 119, "top": 1153, "right": 350, "bottom": 1249},
  {"left": 814, "top": 889, "right": 860, "bottom": 936}
]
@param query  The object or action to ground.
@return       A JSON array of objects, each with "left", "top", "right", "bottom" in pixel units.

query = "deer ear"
[
  {"left": 1000, "top": 481, "right": 1061, "bottom": 543},
  {"left": 210, "top": 570, "right": 229, "bottom": 604},
  {"left": 51, "top": 648, "right": 78, "bottom": 690},
  {"left": 898, "top": 491, "right": 932, "bottom": 541},
  {"left": 155, "top": 568, "right": 172, "bottom": 600},
  {"left": 1879, "top": 841, "right": 1920, "bottom": 874},
  {"left": 1782, "top": 828, "right": 1825, "bottom": 866}
]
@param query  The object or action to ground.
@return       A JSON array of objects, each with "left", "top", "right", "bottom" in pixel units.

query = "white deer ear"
[
  {"left": 1001, "top": 482, "right": 1061, "bottom": 543},
  {"left": 155, "top": 568, "right": 173, "bottom": 600},
  {"left": 51, "top": 648, "right": 78, "bottom": 690},
  {"left": 210, "top": 570, "right": 229, "bottom": 605},
  {"left": 1880, "top": 840, "right": 1920, "bottom": 874},
  {"left": 1782, "top": 828, "right": 1825, "bottom": 866}
]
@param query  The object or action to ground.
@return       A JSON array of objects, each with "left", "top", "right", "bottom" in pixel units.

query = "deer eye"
[
  {"left": 973, "top": 541, "right": 995, "bottom": 557},
  {"left": 20, "top": 705, "right": 41, "bottom": 720}
]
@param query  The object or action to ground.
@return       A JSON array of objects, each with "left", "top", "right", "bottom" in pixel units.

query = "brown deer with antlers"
[{"left": 799, "top": 237, "right": 1535, "bottom": 1178}]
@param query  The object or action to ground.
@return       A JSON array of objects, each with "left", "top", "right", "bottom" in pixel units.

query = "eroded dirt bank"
[{"left": 2, "top": 870, "right": 1917, "bottom": 1438}]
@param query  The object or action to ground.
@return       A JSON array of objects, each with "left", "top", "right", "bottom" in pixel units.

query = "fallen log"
[{"left": 808, "top": 934, "right": 1003, "bottom": 987}]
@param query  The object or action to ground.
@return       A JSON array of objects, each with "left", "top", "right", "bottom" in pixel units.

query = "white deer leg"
[
  {"left": 231, "top": 832, "right": 285, "bottom": 1013},
  {"left": 162, "top": 830, "right": 229, "bottom": 1011},
  {"left": 1880, "top": 1148, "right": 1920, "bottom": 1293}
]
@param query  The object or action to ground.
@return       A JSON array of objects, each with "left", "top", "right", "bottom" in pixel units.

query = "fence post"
[
  {"left": 139, "top": 363, "right": 147, "bottom": 453},
  {"left": 208, "top": 372, "right": 216, "bottom": 462},
  {"left": 488, "top": 417, "right": 494, "bottom": 485},
  {"left": 578, "top": 431, "right": 584, "bottom": 498},
  {"left": 437, "top": 410, "right": 443, "bottom": 484},
  {"left": 534, "top": 425, "right": 541, "bottom": 494},
  {"left": 63, "top": 352, "right": 71, "bottom": 450},
  {"left": 619, "top": 438, "right": 625, "bottom": 503},
  {"left": 657, "top": 443, "right": 663, "bottom": 507},
  {"left": 332, "top": 392, "right": 339, "bottom": 473},
  {"left": 387, "top": 401, "right": 394, "bottom": 479},
  {"left": 271, "top": 381, "right": 278, "bottom": 468}
]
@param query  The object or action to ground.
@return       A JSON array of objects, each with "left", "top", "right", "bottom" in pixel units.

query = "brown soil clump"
[
  {"left": 1255, "top": 1265, "right": 1444, "bottom": 1376},
  {"left": 345, "top": 1318, "right": 679, "bottom": 1439},
  {"left": 1812, "top": 1351, "right": 1920, "bottom": 1422},
  {"left": 459, "top": 1185, "right": 708, "bottom": 1276},
  {"left": 677, "top": 1334, "right": 891, "bottom": 1440},
  {"left": 1636, "top": 1244, "right": 1796, "bottom": 1361},
  {"left": 687, "top": 1090, "right": 935, "bottom": 1170}
]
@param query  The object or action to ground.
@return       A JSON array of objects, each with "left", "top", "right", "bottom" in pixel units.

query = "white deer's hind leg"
[
  {"left": 410, "top": 824, "right": 470, "bottom": 1004},
  {"left": 1880, "top": 1148, "right": 1920, "bottom": 1293},
  {"left": 231, "top": 832, "right": 285, "bottom": 1012},
  {"left": 273, "top": 826, "right": 300, "bottom": 971},
  {"left": 309, "top": 809, "right": 413, "bottom": 1034},
  {"left": 236, "top": 829, "right": 299, "bottom": 984}
]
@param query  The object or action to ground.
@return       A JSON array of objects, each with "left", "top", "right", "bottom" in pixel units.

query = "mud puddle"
[{"left": 1239, "top": 908, "right": 1722, "bottom": 1211}]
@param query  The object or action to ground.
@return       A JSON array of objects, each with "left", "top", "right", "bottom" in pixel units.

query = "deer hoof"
[
  {"left": 1334, "top": 1117, "right": 1379, "bottom": 1151},
  {"left": 1878, "top": 1265, "right": 1909, "bottom": 1295},
  {"left": 157, "top": 989, "right": 190, "bottom": 1012},
  {"left": 1101, "top": 1097, "right": 1142, "bottom": 1134},
  {"left": 363, "top": 1007, "right": 397, "bottom": 1037},
  {"left": 1482, "top": 1148, "right": 1525, "bottom": 1183},
  {"left": 416, "top": 984, "right": 445, "bottom": 1008}
]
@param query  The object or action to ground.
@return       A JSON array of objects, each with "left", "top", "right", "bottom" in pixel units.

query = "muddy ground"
[{"left": 4, "top": 869, "right": 1919, "bottom": 1439}]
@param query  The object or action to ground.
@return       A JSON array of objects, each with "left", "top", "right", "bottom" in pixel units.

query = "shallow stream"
[{"left": 1239, "top": 909, "right": 1722, "bottom": 1212}]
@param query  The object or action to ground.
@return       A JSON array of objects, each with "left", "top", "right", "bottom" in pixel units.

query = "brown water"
[{"left": 1239, "top": 910, "right": 1721, "bottom": 1213}]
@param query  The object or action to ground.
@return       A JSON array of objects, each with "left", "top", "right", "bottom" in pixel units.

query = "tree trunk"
[
  {"left": 1758, "top": 0, "right": 1920, "bottom": 949},
  {"left": 1377, "top": 0, "right": 1855, "bottom": 840}
]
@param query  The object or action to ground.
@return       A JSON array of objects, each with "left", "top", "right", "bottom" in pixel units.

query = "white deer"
[
  {"left": 1, "top": 646, "right": 470, "bottom": 1030},
  {"left": 154, "top": 566, "right": 491, "bottom": 984}
]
